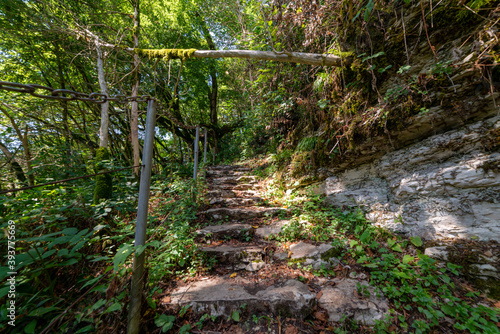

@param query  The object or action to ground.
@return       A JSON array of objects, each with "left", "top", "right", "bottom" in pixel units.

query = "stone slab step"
[
  {"left": 255, "top": 220, "right": 290, "bottom": 238},
  {"left": 215, "top": 183, "right": 259, "bottom": 191},
  {"left": 273, "top": 242, "right": 341, "bottom": 270},
  {"left": 207, "top": 170, "right": 246, "bottom": 177},
  {"left": 318, "top": 278, "right": 389, "bottom": 325},
  {"left": 209, "top": 197, "right": 263, "bottom": 207},
  {"left": 170, "top": 278, "right": 315, "bottom": 319},
  {"left": 207, "top": 190, "right": 237, "bottom": 198},
  {"left": 207, "top": 189, "right": 260, "bottom": 199},
  {"left": 196, "top": 223, "right": 252, "bottom": 238},
  {"left": 207, "top": 165, "right": 252, "bottom": 172},
  {"left": 212, "top": 175, "right": 257, "bottom": 185},
  {"left": 203, "top": 207, "right": 286, "bottom": 220},
  {"left": 201, "top": 245, "right": 264, "bottom": 264}
]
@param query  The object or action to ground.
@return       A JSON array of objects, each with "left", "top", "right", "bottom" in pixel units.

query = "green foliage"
[{"left": 155, "top": 314, "right": 176, "bottom": 332}]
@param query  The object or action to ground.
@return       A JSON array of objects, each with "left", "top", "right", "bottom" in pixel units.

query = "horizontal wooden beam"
[
  {"left": 191, "top": 50, "right": 348, "bottom": 67},
  {"left": 134, "top": 48, "right": 351, "bottom": 67}
]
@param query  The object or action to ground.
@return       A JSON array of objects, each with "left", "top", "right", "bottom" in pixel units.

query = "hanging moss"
[
  {"left": 93, "top": 147, "right": 113, "bottom": 204},
  {"left": 134, "top": 48, "right": 197, "bottom": 61}
]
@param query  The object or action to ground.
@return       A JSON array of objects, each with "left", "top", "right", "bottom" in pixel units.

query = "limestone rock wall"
[{"left": 320, "top": 106, "right": 500, "bottom": 241}]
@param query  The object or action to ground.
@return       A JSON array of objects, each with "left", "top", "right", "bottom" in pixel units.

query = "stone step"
[
  {"left": 272, "top": 242, "right": 342, "bottom": 270},
  {"left": 209, "top": 197, "right": 263, "bottom": 207},
  {"left": 207, "top": 190, "right": 237, "bottom": 198},
  {"left": 203, "top": 207, "right": 286, "bottom": 220},
  {"left": 201, "top": 245, "right": 264, "bottom": 265},
  {"left": 170, "top": 278, "right": 315, "bottom": 320},
  {"left": 207, "top": 170, "right": 246, "bottom": 177},
  {"left": 212, "top": 175, "right": 257, "bottom": 185},
  {"left": 215, "top": 183, "right": 259, "bottom": 191},
  {"left": 196, "top": 223, "right": 252, "bottom": 238},
  {"left": 255, "top": 220, "right": 290, "bottom": 238},
  {"left": 207, "top": 165, "right": 252, "bottom": 172},
  {"left": 207, "top": 189, "right": 260, "bottom": 199},
  {"left": 318, "top": 278, "right": 389, "bottom": 325}
]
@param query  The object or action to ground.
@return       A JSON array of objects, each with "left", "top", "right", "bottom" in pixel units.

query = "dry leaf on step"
[{"left": 314, "top": 311, "right": 328, "bottom": 322}]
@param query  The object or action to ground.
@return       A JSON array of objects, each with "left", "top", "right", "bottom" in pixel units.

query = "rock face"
[
  {"left": 318, "top": 279, "right": 389, "bottom": 325},
  {"left": 320, "top": 113, "right": 500, "bottom": 241}
]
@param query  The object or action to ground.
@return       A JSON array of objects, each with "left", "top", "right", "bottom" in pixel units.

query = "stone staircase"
[{"left": 168, "top": 165, "right": 390, "bottom": 329}]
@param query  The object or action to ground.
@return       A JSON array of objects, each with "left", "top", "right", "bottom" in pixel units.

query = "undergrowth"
[
  {"left": 262, "top": 186, "right": 500, "bottom": 333},
  {"left": 0, "top": 164, "right": 209, "bottom": 333}
]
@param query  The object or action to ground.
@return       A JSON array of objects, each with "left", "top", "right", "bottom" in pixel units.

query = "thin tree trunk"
[
  {"left": 0, "top": 106, "right": 34, "bottom": 186},
  {"left": 130, "top": 0, "right": 141, "bottom": 176},
  {"left": 96, "top": 42, "right": 110, "bottom": 148},
  {"left": 198, "top": 15, "right": 220, "bottom": 157},
  {"left": 0, "top": 141, "right": 27, "bottom": 185}
]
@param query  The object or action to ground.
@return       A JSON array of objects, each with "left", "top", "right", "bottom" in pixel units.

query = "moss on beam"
[{"left": 134, "top": 48, "right": 197, "bottom": 61}]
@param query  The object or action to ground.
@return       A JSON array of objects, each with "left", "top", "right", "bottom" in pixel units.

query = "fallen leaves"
[{"left": 314, "top": 311, "right": 328, "bottom": 322}]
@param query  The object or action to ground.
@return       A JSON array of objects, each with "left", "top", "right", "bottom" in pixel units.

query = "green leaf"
[
  {"left": 179, "top": 324, "right": 191, "bottom": 334},
  {"left": 106, "top": 302, "right": 122, "bottom": 313},
  {"left": 387, "top": 238, "right": 396, "bottom": 247},
  {"left": 24, "top": 320, "right": 37, "bottom": 334},
  {"left": 28, "top": 306, "right": 59, "bottom": 316},
  {"left": 90, "top": 299, "right": 107, "bottom": 311},
  {"left": 155, "top": 314, "right": 175, "bottom": 331},
  {"left": 42, "top": 249, "right": 57, "bottom": 259},
  {"left": 392, "top": 244, "right": 403, "bottom": 252},
  {"left": 232, "top": 310, "right": 240, "bottom": 322},
  {"left": 364, "top": 0, "right": 374, "bottom": 21},
  {"left": 61, "top": 227, "right": 78, "bottom": 236},
  {"left": 75, "top": 325, "right": 94, "bottom": 333},
  {"left": 403, "top": 255, "right": 414, "bottom": 264},
  {"left": 359, "top": 229, "right": 371, "bottom": 243},
  {"left": 113, "top": 244, "right": 134, "bottom": 273},
  {"left": 58, "top": 249, "right": 69, "bottom": 257},
  {"left": 410, "top": 236, "right": 423, "bottom": 247}
]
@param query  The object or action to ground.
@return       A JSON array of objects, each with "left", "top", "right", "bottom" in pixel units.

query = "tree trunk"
[
  {"left": 0, "top": 106, "right": 35, "bottom": 186},
  {"left": 0, "top": 141, "right": 27, "bottom": 186},
  {"left": 96, "top": 42, "right": 110, "bottom": 148},
  {"left": 198, "top": 15, "right": 220, "bottom": 157},
  {"left": 130, "top": 0, "right": 141, "bottom": 176}
]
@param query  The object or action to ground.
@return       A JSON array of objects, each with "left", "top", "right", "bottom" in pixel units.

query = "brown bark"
[
  {"left": 130, "top": 0, "right": 141, "bottom": 176},
  {"left": 0, "top": 106, "right": 35, "bottom": 186},
  {"left": 0, "top": 141, "right": 27, "bottom": 186}
]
